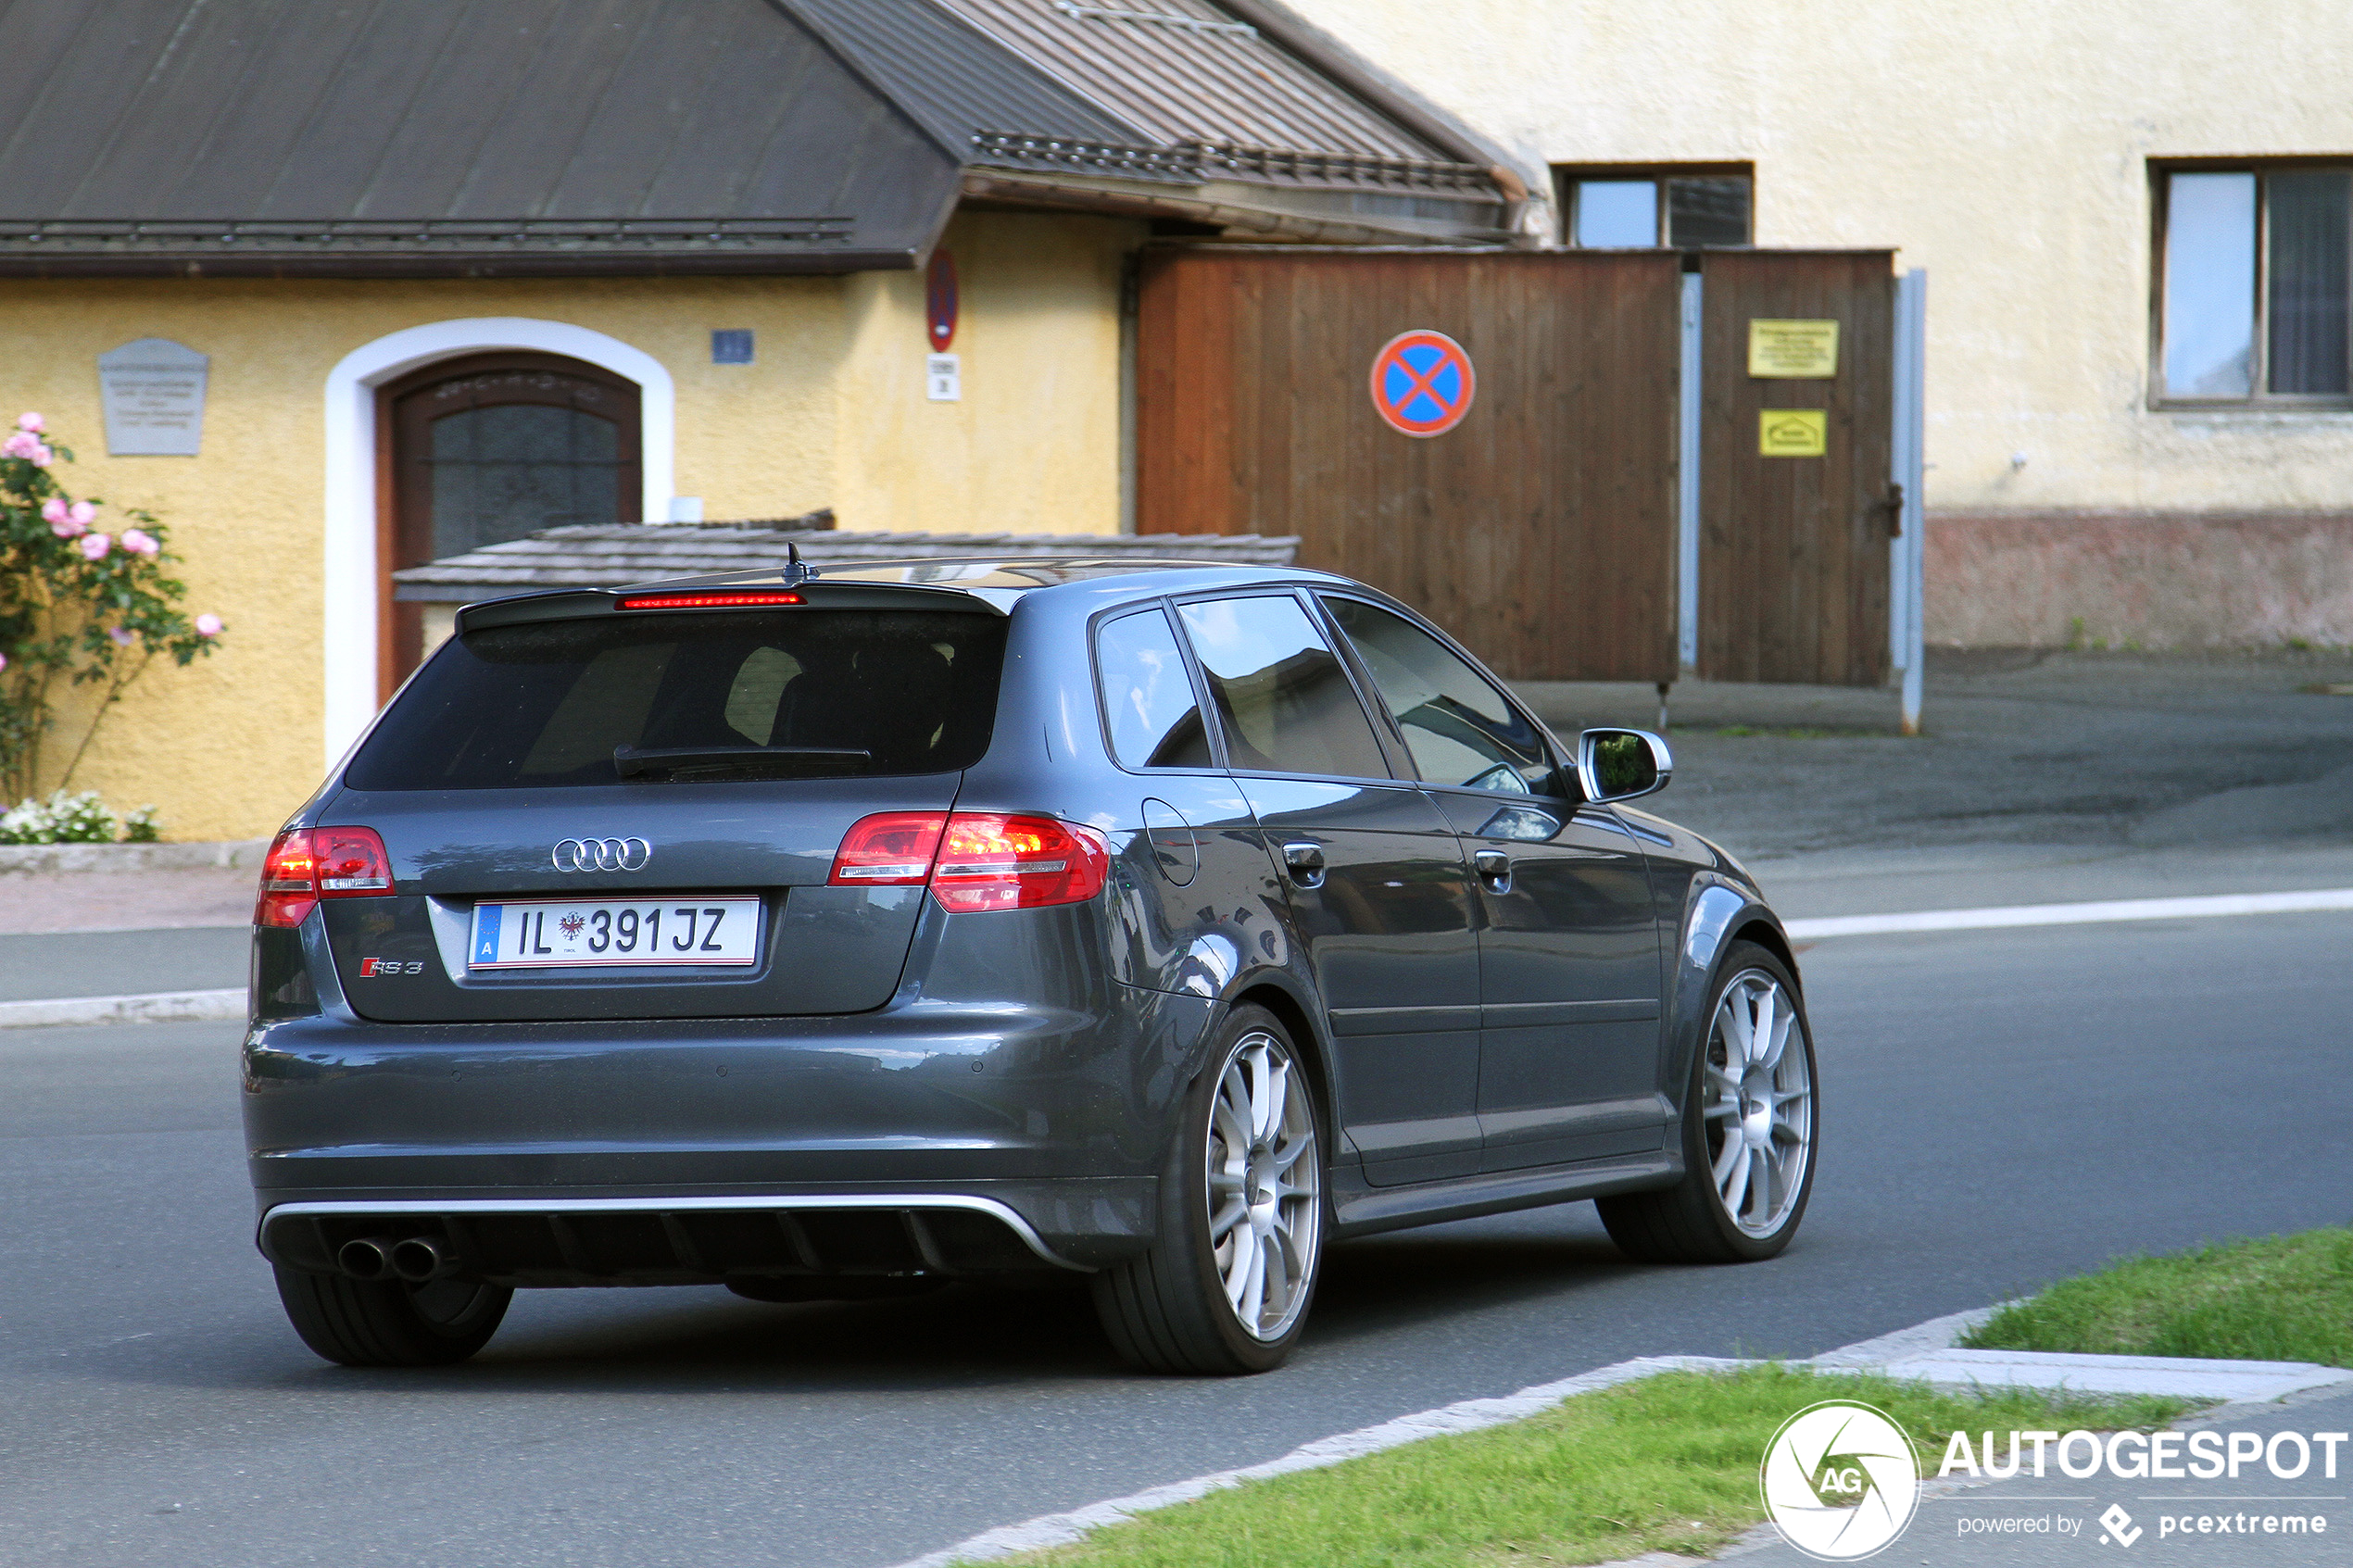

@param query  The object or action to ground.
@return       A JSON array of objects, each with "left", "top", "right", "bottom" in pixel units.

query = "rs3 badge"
[{"left": 357, "top": 958, "right": 424, "bottom": 977}]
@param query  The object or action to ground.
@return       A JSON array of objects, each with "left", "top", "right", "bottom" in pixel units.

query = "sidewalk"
[
  {"left": 0, "top": 861, "right": 258, "bottom": 935},
  {"left": 1517, "top": 646, "right": 2353, "bottom": 866}
]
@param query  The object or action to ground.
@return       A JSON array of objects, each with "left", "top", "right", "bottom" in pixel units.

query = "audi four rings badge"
[{"left": 551, "top": 837, "right": 652, "bottom": 872}]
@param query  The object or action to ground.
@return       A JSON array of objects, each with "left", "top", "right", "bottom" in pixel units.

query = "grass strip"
[
  {"left": 988, "top": 1363, "right": 2195, "bottom": 1568},
  {"left": 1962, "top": 1226, "right": 2353, "bottom": 1367}
]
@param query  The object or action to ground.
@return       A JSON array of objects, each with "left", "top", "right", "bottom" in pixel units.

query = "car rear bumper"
[
  {"left": 256, "top": 1183, "right": 1152, "bottom": 1283},
  {"left": 242, "top": 984, "right": 1216, "bottom": 1275}
]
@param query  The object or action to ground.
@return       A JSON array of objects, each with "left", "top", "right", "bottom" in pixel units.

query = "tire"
[
  {"left": 273, "top": 1265, "right": 511, "bottom": 1367},
  {"left": 1092, "top": 1005, "right": 1327, "bottom": 1374},
  {"left": 1598, "top": 941, "right": 1818, "bottom": 1264}
]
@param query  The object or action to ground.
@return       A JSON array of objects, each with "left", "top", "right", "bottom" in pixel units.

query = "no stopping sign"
[{"left": 1369, "top": 330, "right": 1476, "bottom": 437}]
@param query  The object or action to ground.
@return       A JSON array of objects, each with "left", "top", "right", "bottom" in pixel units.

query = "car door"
[
  {"left": 1317, "top": 595, "right": 1669, "bottom": 1172},
  {"left": 1174, "top": 590, "right": 1484, "bottom": 1186}
]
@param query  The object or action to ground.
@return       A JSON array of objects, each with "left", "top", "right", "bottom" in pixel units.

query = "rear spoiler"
[{"left": 457, "top": 579, "right": 1007, "bottom": 635}]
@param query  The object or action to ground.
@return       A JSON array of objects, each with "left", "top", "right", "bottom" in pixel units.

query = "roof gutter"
[
  {"left": 958, "top": 169, "right": 1501, "bottom": 245},
  {"left": 1215, "top": 0, "right": 1550, "bottom": 245},
  {"left": 0, "top": 247, "right": 919, "bottom": 280}
]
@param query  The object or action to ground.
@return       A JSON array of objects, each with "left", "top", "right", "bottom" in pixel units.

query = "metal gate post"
[
  {"left": 1891, "top": 270, "right": 1928, "bottom": 734},
  {"left": 1677, "top": 272, "right": 1704, "bottom": 674}
]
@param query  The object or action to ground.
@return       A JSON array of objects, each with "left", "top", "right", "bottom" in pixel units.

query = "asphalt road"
[
  {"left": 0, "top": 926, "right": 247, "bottom": 1002},
  {"left": 6, "top": 903, "right": 2348, "bottom": 1568}
]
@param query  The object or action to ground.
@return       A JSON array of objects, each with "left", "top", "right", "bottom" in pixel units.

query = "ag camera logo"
[{"left": 1761, "top": 1400, "right": 1920, "bottom": 1560}]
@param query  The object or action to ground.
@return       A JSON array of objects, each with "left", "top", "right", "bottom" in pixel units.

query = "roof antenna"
[{"left": 782, "top": 540, "right": 820, "bottom": 587}]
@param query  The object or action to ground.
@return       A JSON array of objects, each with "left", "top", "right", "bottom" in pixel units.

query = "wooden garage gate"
[{"left": 1136, "top": 245, "right": 1908, "bottom": 690}]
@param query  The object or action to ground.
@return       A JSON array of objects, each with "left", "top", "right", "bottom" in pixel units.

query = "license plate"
[{"left": 468, "top": 897, "right": 761, "bottom": 969}]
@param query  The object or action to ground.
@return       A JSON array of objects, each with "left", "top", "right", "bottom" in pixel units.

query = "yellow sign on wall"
[
  {"left": 1749, "top": 319, "right": 1840, "bottom": 378},
  {"left": 1760, "top": 408, "right": 1828, "bottom": 457}
]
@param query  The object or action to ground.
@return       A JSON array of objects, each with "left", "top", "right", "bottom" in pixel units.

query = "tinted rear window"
[{"left": 347, "top": 608, "right": 1007, "bottom": 790}]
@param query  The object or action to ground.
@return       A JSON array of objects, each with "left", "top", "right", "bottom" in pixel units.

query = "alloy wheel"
[
  {"left": 1701, "top": 970, "right": 1814, "bottom": 1238},
  {"left": 1204, "top": 1031, "right": 1321, "bottom": 1340}
]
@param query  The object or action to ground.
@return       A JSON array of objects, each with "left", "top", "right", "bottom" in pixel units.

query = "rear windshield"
[{"left": 346, "top": 608, "right": 1007, "bottom": 790}]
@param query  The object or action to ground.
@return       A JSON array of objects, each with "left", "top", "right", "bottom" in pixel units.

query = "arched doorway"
[{"left": 378, "top": 350, "right": 643, "bottom": 689}]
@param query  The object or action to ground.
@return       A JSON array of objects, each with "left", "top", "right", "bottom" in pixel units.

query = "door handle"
[
  {"left": 1281, "top": 841, "right": 1327, "bottom": 889},
  {"left": 1474, "top": 847, "right": 1512, "bottom": 893}
]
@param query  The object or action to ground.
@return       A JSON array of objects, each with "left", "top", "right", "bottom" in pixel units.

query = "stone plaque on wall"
[{"left": 98, "top": 338, "right": 209, "bottom": 455}]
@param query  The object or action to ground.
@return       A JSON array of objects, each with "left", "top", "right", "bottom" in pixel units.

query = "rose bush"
[{"left": 0, "top": 413, "right": 223, "bottom": 808}]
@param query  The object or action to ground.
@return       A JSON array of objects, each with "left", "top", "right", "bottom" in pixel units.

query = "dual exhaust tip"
[{"left": 335, "top": 1235, "right": 457, "bottom": 1284}]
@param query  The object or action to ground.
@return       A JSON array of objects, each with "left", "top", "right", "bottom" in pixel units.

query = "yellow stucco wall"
[
  {"left": 836, "top": 209, "right": 1139, "bottom": 534},
  {"left": 1293, "top": 0, "right": 2353, "bottom": 514},
  {"left": 0, "top": 209, "right": 1138, "bottom": 838}
]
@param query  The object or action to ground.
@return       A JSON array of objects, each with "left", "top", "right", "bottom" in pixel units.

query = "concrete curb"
[
  {"left": 889, "top": 1355, "right": 1751, "bottom": 1568},
  {"left": 0, "top": 838, "right": 270, "bottom": 876},
  {"left": 889, "top": 1305, "right": 2353, "bottom": 1568},
  {"left": 0, "top": 987, "right": 244, "bottom": 1029}
]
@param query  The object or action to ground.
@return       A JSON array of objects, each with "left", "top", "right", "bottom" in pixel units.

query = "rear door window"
[
  {"left": 346, "top": 608, "right": 1006, "bottom": 789},
  {"left": 1176, "top": 594, "right": 1390, "bottom": 780},
  {"left": 1322, "top": 596, "right": 1560, "bottom": 796},
  {"left": 1095, "top": 606, "right": 1214, "bottom": 770}
]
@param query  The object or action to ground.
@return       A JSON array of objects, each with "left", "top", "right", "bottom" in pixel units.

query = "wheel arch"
[
  {"left": 1665, "top": 881, "right": 1797, "bottom": 1122},
  {"left": 1226, "top": 973, "right": 1340, "bottom": 1151},
  {"left": 1730, "top": 918, "right": 1800, "bottom": 992}
]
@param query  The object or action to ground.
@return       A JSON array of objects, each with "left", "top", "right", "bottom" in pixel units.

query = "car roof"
[
  {"left": 622, "top": 556, "right": 1356, "bottom": 603},
  {"left": 452, "top": 556, "right": 1372, "bottom": 636}
]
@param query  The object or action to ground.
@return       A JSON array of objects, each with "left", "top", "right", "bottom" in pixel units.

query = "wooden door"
[
  {"left": 1137, "top": 248, "right": 1681, "bottom": 684},
  {"left": 1696, "top": 251, "right": 1896, "bottom": 685},
  {"left": 377, "top": 351, "right": 642, "bottom": 694}
]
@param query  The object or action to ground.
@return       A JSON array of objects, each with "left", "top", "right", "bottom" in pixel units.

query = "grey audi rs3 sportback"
[{"left": 245, "top": 557, "right": 1815, "bottom": 1374}]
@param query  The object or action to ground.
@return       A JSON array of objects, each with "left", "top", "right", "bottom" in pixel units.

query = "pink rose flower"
[
  {"left": 107, "top": 627, "right": 133, "bottom": 646},
  {"left": 69, "top": 500, "right": 95, "bottom": 526},
  {"left": 78, "top": 533, "right": 110, "bottom": 561},
  {"left": 30, "top": 444, "right": 52, "bottom": 469},
  {"left": 15, "top": 412, "right": 41, "bottom": 432},
  {"left": 120, "top": 528, "right": 159, "bottom": 558},
  {"left": 0, "top": 651, "right": 8, "bottom": 671},
  {"left": 50, "top": 516, "right": 83, "bottom": 539},
  {"left": 2, "top": 431, "right": 38, "bottom": 459},
  {"left": 194, "top": 613, "right": 222, "bottom": 637},
  {"left": 40, "top": 497, "right": 67, "bottom": 523}
]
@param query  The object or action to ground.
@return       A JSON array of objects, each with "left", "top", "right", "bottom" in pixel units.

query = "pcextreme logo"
[{"left": 1761, "top": 1400, "right": 1921, "bottom": 1561}]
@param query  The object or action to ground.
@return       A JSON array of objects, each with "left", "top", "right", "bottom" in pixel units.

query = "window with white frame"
[
  {"left": 2158, "top": 165, "right": 2351, "bottom": 403},
  {"left": 1554, "top": 166, "right": 1753, "bottom": 248}
]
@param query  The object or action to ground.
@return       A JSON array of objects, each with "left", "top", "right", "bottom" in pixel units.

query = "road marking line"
[
  {"left": 0, "top": 987, "right": 242, "bottom": 1029},
  {"left": 1784, "top": 887, "right": 2353, "bottom": 940}
]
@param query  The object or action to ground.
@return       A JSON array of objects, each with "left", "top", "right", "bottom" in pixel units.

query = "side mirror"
[{"left": 1576, "top": 728, "right": 1673, "bottom": 804}]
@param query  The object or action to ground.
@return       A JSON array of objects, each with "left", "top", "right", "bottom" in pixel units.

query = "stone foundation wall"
[{"left": 1924, "top": 511, "right": 2353, "bottom": 649}]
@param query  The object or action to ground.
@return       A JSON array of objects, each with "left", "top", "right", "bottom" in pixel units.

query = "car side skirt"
[{"left": 1327, "top": 1149, "right": 1680, "bottom": 1240}]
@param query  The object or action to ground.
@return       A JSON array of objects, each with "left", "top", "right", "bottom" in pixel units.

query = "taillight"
[
  {"left": 826, "top": 811, "right": 1109, "bottom": 912},
  {"left": 829, "top": 812, "right": 949, "bottom": 885},
  {"left": 255, "top": 826, "right": 396, "bottom": 928},
  {"left": 257, "top": 830, "right": 318, "bottom": 928},
  {"left": 931, "top": 813, "right": 1109, "bottom": 913}
]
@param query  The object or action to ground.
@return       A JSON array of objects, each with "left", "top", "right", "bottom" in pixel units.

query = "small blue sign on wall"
[{"left": 711, "top": 330, "right": 754, "bottom": 365}]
